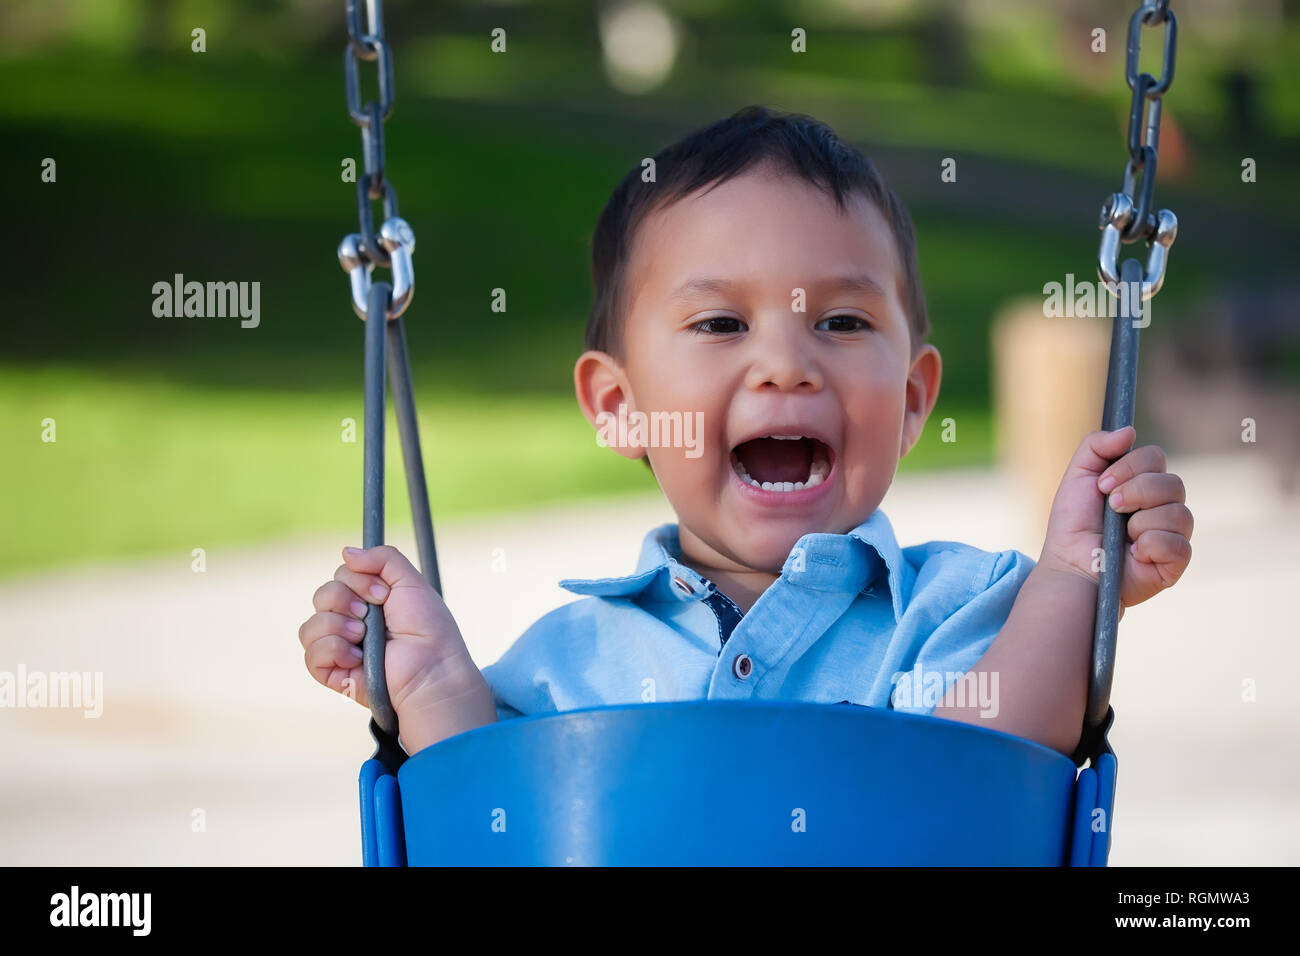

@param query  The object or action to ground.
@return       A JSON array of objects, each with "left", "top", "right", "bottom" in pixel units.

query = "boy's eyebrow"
[{"left": 667, "top": 273, "right": 888, "bottom": 302}]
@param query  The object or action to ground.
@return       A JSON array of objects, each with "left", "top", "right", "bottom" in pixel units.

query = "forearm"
[{"left": 931, "top": 564, "right": 1098, "bottom": 755}]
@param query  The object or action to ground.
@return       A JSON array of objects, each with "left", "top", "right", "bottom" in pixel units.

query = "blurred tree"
[
  {"left": 1222, "top": 65, "right": 1262, "bottom": 142},
  {"left": 917, "top": 1, "right": 970, "bottom": 88}
]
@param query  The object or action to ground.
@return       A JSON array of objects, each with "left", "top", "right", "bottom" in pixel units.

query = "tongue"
[{"left": 735, "top": 438, "right": 813, "bottom": 484}]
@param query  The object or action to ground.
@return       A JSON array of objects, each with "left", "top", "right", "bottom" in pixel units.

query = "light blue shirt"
[{"left": 480, "top": 509, "right": 1036, "bottom": 723}]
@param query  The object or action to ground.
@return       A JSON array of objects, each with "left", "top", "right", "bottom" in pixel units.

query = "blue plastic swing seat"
[{"left": 359, "top": 700, "right": 1116, "bottom": 866}]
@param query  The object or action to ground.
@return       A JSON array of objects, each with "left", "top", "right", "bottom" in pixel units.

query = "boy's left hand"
[{"left": 1039, "top": 426, "right": 1193, "bottom": 608}]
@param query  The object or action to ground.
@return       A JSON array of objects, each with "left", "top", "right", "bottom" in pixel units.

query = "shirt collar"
[
  {"left": 559, "top": 509, "right": 914, "bottom": 623},
  {"left": 844, "top": 508, "right": 915, "bottom": 623}
]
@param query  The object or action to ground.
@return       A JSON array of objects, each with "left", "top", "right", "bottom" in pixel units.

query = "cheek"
[
  {"left": 838, "top": 381, "right": 909, "bottom": 480},
  {"left": 630, "top": 346, "right": 719, "bottom": 408},
  {"left": 638, "top": 394, "right": 726, "bottom": 483},
  {"left": 647, "top": 448, "right": 719, "bottom": 516},
  {"left": 846, "top": 373, "right": 907, "bottom": 431}
]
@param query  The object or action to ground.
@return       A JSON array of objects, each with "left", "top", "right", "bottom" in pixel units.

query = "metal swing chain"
[
  {"left": 1096, "top": 0, "right": 1179, "bottom": 302},
  {"left": 338, "top": 0, "right": 416, "bottom": 320},
  {"left": 1075, "top": 0, "right": 1181, "bottom": 769},
  {"left": 336, "top": 0, "right": 442, "bottom": 763}
]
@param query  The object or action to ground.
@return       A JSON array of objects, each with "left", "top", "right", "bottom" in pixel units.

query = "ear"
[
  {"left": 574, "top": 350, "right": 645, "bottom": 462},
  {"left": 899, "top": 344, "right": 941, "bottom": 458}
]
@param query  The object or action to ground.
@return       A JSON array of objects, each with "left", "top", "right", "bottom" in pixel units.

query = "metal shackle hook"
[
  {"left": 338, "top": 233, "right": 373, "bottom": 320},
  {"left": 378, "top": 217, "right": 416, "bottom": 318},
  {"left": 1098, "top": 195, "right": 1177, "bottom": 303},
  {"left": 1139, "top": 208, "right": 1178, "bottom": 300},
  {"left": 1097, "top": 193, "right": 1134, "bottom": 291}
]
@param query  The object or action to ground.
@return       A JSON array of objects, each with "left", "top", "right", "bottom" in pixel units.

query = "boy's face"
[{"left": 576, "top": 163, "right": 941, "bottom": 574}]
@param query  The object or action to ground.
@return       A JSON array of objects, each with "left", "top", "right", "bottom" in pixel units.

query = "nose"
[{"left": 743, "top": 319, "right": 823, "bottom": 392}]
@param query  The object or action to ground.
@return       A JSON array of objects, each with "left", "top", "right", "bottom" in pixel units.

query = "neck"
[
  {"left": 676, "top": 525, "right": 778, "bottom": 615},
  {"left": 692, "top": 566, "right": 776, "bottom": 615}
]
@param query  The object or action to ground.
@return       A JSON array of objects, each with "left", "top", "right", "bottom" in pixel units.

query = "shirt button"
[
  {"left": 732, "top": 654, "right": 752, "bottom": 679},
  {"left": 671, "top": 576, "right": 695, "bottom": 595}
]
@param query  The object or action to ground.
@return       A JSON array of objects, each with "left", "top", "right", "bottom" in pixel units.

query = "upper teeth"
[{"left": 768, "top": 435, "right": 804, "bottom": 440}]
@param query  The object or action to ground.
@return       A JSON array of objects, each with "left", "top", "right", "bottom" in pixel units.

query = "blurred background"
[{"left": 1, "top": 0, "right": 1296, "bottom": 865}]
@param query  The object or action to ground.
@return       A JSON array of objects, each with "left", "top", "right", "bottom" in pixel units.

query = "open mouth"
[{"left": 730, "top": 435, "right": 833, "bottom": 493}]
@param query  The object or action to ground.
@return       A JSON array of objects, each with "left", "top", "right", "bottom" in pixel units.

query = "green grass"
[
  {"left": 0, "top": 363, "right": 644, "bottom": 576},
  {"left": 0, "top": 363, "right": 989, "bottom": 578}
]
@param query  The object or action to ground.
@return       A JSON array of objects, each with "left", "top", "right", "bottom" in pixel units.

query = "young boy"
[{"left": 299, "top": 106, "right": 1192, "bottom": 760}]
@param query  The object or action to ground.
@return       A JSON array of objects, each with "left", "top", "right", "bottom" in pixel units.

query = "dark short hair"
[{"left": 583, "top": 104, "right": 930, "bottom": 361}]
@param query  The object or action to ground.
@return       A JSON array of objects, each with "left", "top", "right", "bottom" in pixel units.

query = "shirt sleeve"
[
  {"left": 478, "top": 601, "right": 578, "bottom": 722},
  {"left": 477, "top": 596, "right": 610, "bottom": 721},
  {"left": 888, "top": 548, "right": 1036, "bottom": 717}
]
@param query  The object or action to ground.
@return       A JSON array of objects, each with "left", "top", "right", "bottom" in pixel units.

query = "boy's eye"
[
  {"left": 816, "top": 313, "right": 871, "bottom": 333},
  {"left": 690, "top": 316, "right": 746, "bottom": 335}
]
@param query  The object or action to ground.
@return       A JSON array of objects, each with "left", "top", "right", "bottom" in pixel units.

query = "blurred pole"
[{"left": 992, "top": 297, "right": 1111, "bottom": 544}]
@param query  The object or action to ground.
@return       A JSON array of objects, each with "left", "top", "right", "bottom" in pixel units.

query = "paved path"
[{"left": 1, "top": 455, "right": 1296, "bottom": 865}]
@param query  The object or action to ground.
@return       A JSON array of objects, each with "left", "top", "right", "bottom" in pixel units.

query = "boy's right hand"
[{"left": 299, "top": 545, "right": 492, "bottom": 735}]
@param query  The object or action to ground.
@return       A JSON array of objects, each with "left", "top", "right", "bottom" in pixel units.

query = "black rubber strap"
[
  {"left": 1069, "top": 704, "right": 1115, "bottom": 767},
  {"left": 368, "top": 716, "right": 408, "bottom": 776}
]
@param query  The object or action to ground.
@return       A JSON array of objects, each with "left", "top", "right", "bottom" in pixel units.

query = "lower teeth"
[{"left": 732, "top": 455, "right": 829, "bottom": 492}]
